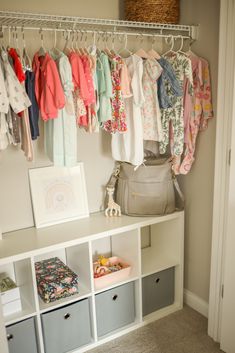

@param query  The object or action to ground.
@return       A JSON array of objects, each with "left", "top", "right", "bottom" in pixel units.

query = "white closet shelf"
[
  {"left": 0, "top": 11, "right": 199, "bottom": 39},
  {"left": 94, "top": 275, "right": 140, "bottom": 295},
  {"left": 141, "top": 248, "right": 179, "bottom": 277},
  {"left": 39, "top": 285, "right": 92, "bottom": 314},
  {"left": 0, "top": 211, "right": 183, "bottom": 265}
]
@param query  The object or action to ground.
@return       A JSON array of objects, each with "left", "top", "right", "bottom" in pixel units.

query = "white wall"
[
  {"left": 180, "top": 0, "right": 220, "bottom": 302},
  {"left": 0, "top": 0, "right": 121, "bottom": 233}
]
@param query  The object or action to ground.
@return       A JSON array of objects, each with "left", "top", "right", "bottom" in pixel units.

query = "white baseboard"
[{"left": 184, "top": 289, "right": 209, "bottom": 318}]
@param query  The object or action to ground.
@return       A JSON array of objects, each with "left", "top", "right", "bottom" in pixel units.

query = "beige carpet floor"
[{"left": 88, "top": 306, "right": 223, "bottom": 353}]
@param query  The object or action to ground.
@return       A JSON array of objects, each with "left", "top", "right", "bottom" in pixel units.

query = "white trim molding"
[
  {"left": 208, "top": 0, "right": 235, "bottom": 343},
  {"left": 184, "top": 289, "right": 208, "bottom": 318}
]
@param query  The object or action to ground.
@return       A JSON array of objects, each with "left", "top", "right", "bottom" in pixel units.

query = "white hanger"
[
  {"left": 148, "top": 35, "right": 161, "bottom": 59},
  {"left": 83, "top": 30, "right": 89, "bottom": 55},
  {"left": 38, "top": 29, "right": 46, "bottom": 57},
  {"left": 50, "top": 29, "right": 60, "bottom": 56},
  {"left": 0, "top": 26, "right": 4, "bottom": 49},
  {"left": 22, "top": 27, "right": 32, "bottom": 69},
  {"left": 78, "top": 30, "right": 86, "bottom": 54},
  {"left": 63, "top": 30, "right": 70, "bottom": 53},
  {"left": 135, "top": 34, "right": 150, "bottom": 59},
  {"left": 176, "top": 35, "right": 186, "bottom": 55},
  {"left": 8, "top": 26, "right": 11, "bottom": 49},
  {"left": 103, "top": 32, "right": 113, "bottom": 56},
  {"left": 163, "top": 35, "right": 175, "bottom": 56},
  {"left": 118, "top": 34, "right": 132, "bottom": 57},
  {"left": 15, "top": 27, "right": 20, "bottom": 54},
  {"left": 96, "top": 31, "right": 103, "bottom": 54},
  {"left": 187, "top": 38, "right": 197, "bottom": 57},
  {"left": 74, "top": 30, "right": 79, "bottom": 52},
  {"left": 111, "top": 32, "right": 117, "bottom": 54}
]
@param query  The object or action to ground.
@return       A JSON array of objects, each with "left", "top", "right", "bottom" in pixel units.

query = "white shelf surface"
[
  {"left": 4, "top": 297, "right": 36, "bottom": 326},
  {"left": 39, "top": 282, "right": 91, "bottom": 313},
  {"left": 0, "top": 212, "right": 183, "bottom": 265},
  {"left": 141, "top": 246, "right": 179, "bottom": 277},
  {"left": 94, "top": 276, "right": 139, "bottom": 295}
]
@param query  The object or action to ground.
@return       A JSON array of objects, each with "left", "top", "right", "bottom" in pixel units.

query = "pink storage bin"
[{"left": 93, "top": 256, "right": 131, "bottom": 290}]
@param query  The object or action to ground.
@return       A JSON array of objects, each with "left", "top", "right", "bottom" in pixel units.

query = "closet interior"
[{"left": 0, "top": 10, "right": 215, "bottom": 353}]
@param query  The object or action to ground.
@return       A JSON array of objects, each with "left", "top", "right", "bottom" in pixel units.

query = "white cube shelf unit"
[{"left": 0, "top": 211, "right": 184, "bottom": 353}]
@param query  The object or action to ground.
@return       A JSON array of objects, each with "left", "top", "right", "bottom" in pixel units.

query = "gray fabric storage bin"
[
  {"left": 41, "top": 298, "right": 92, "bottom": 353},
  {"left": 142, "top": 267, "right": 175, "bottom": 316},
  {"left": 96, "top": 282, "right": 135, "bottom": 337},
  {"left": 6, "top": 317, "right": 38, "bottom": 353}
]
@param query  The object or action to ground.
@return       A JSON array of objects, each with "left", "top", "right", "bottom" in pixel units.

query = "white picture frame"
[{"left": 29, "top": 163, "right": 89, "bottom": 228}]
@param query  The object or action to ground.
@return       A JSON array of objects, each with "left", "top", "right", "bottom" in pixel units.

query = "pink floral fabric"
[
  {"left": 179, "top": 55, "right": 213, "bottom": 174},
  {"left": 142, "top": 58, "right": 163, "bottom": 141},
  {"left": 104, "top": 55, "right": 126, "bottom": 133}
]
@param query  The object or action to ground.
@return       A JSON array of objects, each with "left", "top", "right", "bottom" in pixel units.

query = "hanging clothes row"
[
  {"left": 0, "top": 33, "right": 213, "bottom": 174},
  {"left": 112, "top": 40, "right": 213, "bottom": 174}
]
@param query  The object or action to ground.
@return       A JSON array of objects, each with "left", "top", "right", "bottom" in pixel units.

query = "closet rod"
[
  {"left": 0, "top": 26, "right": 191, "bottom": 41},
  {"left": 0, "top": 11, "right": 199, "bottom": 40}
]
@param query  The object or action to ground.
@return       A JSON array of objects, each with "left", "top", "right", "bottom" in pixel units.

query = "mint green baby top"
[{"left": 96, "top": 52, "right": 113, "bottom": 123}]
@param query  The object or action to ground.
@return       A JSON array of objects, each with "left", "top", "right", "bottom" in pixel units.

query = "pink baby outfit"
[
  {"left": 120, "top": 61, "right": 132, "bottom": 98},
  {"left": 68, "top": 52, "right": 89, "bottom": 126},
  {"left": 80, "top": 55, "right": 96, "bottom": 129},
  {"left": 142, "top": 58, "right": 163, "bottom": 141},
  {"left": 33, "top": 53, "right": 65, "bottom": 120},
  {"left": 104, "top": 55, "right": 127, "bottom": 133},
  {"left": 179, "top": 54, "right": 213, "bottom": 174}
]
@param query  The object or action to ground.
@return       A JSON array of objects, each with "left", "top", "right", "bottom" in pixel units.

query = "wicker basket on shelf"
[{"left": 124, "top": 0, "right": 180, "bottom": 24}]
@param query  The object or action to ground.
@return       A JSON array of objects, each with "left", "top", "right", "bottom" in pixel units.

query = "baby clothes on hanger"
[
  {"left": 112, "top": 54, "right": 145, "bottom": 166},
  {"left": 0, "top": 49, "right": 32, "bottom": 157},
  {"left": 142, "top": 58, "right": 163, "bottom": 141},
  {"left": 0, "top": 60, "right": 10, "bottom": 150},
  {"left": 20, "top": 109, "right": 34, "bottom": 161},
  {"left": 104, "top": 55, "right": 127, "bottom": 133},
  {"left": 33, "top": 52, "right": 65, "bottom": 120},
  {"left": 8, "top": 48, "right": 34, "bottom": 160},
  {"left": 1, "top": 50, "right": 31, "bottom": 115},
  {"left": 25, "top": 70, "right": 40, "bottom": 140},
  {"left": 8, "top": 48, "right": 26, "bottom": 83},
  {"left": 160, "top": 52, "right": 193, "bottom": 173},
  {"left": 80, "top": 54, "right": 96, "bottom": 130},
  {"left": 179, "top": 54, "right": 213, "bottom": 174},
  {"left": 197, "top": 58, "right": 213, "bottom": 131},
  {"left": 1, "top": 51, "right": 20, "bottom": 146},
  {"left": 45, "top": 51, "right": 77, "bottom": 167},
  {"left": 157, "top": 57, "right": 182, "bottom": 109},
  {"left": 87, "top": 51, "right": 99, "bottom": 133},
  {"left": 6, "top": 109, "right": 21, "bottom": 145},
  {"left": 0, "top": 60, "right": 9, "bottom": 114},
  {"left": 68, "top": 52, "right": 89, "bottom": 126},
  {"left": 96, "top": 52, "right": 113, "bottom": 125},
  {"left": 120, "top": 60, "right": 132, "bottom": 98}
]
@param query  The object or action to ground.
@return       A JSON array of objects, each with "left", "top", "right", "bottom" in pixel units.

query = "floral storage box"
[{"left": 35, "top": 257, "right": 79, "bottom": 304}]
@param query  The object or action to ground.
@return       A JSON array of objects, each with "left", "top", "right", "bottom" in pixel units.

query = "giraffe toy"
[{"left": 105, "top": 186, "right": 121, "bottom": 217}]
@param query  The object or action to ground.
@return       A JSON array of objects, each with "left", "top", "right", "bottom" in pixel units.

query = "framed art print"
[{"left": 29, "top": 163, "right": 89, "bottom": 228}]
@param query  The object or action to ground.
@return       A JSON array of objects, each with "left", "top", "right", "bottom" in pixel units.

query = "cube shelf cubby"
[
  {"left": 0, "top": 258, "right": 36, "bottom": 326},
  {"left": 92, "top": 228, "right": 140, "bottom": 292},
  {"left": 33, "top": 243, "right": 92, "bottom": 313}
]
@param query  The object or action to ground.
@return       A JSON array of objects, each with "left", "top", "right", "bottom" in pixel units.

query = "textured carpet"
[{"left": 88, "top": 306, "right": 223, "bottom": 353}]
